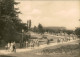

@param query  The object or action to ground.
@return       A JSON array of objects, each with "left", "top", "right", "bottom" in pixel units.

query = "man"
[{"left": 13, "top": 42, "right": 16, "bottom": 52}]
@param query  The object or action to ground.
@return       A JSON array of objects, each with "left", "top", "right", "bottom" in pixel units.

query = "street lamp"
[
  {"left": 22, "top": 29, "right": 24, "bottom": 42},
  {"left": 22, "top": 29, "right": 24, "bottom": 47}
]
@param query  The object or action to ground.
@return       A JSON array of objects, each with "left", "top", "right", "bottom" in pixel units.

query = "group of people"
[
  {"left": 26, "top": 39, "right": 39, "bottom": 48},
  {"left": 19, "top": 39, "right": 40, "bottom": 48},
  {"left": 5, "top": 42, "right": 16, "bottom": 52},
  {"left": 4, "top": 35, "right": 77, "bottom": 52},
  {"left": 57, "top": 36, "right": 77, "bottom": 43}
]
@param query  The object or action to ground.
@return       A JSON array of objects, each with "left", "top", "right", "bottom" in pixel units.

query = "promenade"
[{"left": 0, "top": 39, "right": 79, "bottom": 55}]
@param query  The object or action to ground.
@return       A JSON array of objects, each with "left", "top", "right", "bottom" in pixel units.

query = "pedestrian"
[
  {"left": 5, "top": 44, "right": 8, "bottom": 50},
  {"left": 26, "top": 41, "right": 28, "bottom": 48},
  {"left": 32, "top": 41, "right": 34, "bottom": 47},
  {"left": 7, "top": 42, "right": 11, "bottom": 51},
  {"left": 36, "top": 39, "right": 39, "bottom": 46},
  {"left": 57, "top": 39, "right": 60, "bottom": 43},
  {"left": 23, "top": 41, "right": 26, "bottom": 48},
  {"left": 13, "top": 42, "right": 16, "bottom": 52},
  {"left": 10, "top": 42, "right": 14, "bottom": 52},
  {"left": 30, "top": 41, "right": 32, "bottom": 48},
  {"left": 20, "top": 41, "right": 22, "bottom": 48},
  {"left": 47, "top": 39, "right": 50, "bottom": 45}
]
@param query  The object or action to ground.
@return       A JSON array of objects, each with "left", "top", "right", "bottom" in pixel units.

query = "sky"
[{"left": 15, "top": 0, "right": 80, "bottom": 30}]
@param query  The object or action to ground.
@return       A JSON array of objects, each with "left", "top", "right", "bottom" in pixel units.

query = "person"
[
  {"left": 57, "top": 39, "right": 60, "bottom": 43},
  {"left": 7, "top": 42, "right": 11, "bottom": 51},
  {"left": 26, "top": 41, "right": 28, "bottom": 48},
  {"left": 47, "top": 39, "right": 50, "bottom": 45},
  {"left": 30, "top": 41, "right": 33, "bottom": 48},
  {"left": 36, "top": 39, "right": 39, "bottom": 46},
  {"left": 5, "top": 44, "right": 8, "bottom": 50},
  {"left": 30, "top": 41, "right": 31, "bottom": 48},
  {"left": 20, "top": 41, "right": 22, "bottom": 48},
  {"left": 32, "top": 41, "right": 34, "bottom": 47},
  {"left": 10, "top": 42, "right": 14, "bottom": 52},
  {"left": 13, "top": 42, "right": 16, "bottom": 52}
]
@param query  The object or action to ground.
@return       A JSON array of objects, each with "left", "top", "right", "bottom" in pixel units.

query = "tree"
[
  {"left": 38, "top": 23, "right": 44, "bottom": 34},
  {"left": 0, "top": 0, "right": 27, "bottom": 43},
  {"left": 75, "top": 28, "right": 80, "bottom": 37},
  {"left": 62, "top": 30, "right": 74, "bottom": 35},
  {"left": 33, "top": 26, "right": 37, "bottom": 32},
  {"left": 75, "top": 27, "right": 80, "bottom": 56},
  {"left": 27, "top": 20, "right": 31, "bottom": 31},
  {"left": 27, "top": 20, "right": 29, "bottom": 31},
  {"left": 29, "top": 20, "right": 31, "bottom": 30}
]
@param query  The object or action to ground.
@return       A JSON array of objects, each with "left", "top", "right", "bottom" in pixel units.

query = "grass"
[{"left": 41, "top": 44, "right": 79, "bottom": 54}]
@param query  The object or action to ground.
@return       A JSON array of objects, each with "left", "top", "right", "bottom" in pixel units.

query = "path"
[{"left": 0, "top": 39, "right": 79, "bottom": 55}]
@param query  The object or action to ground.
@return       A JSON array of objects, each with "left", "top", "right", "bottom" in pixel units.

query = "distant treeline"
[{"left": 32, "top": 25, "right": 74, "bottom": 35}]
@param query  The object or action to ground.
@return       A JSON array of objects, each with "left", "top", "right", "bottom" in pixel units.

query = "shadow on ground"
[{"left": 0, "top": 55, "right": 16, "bottom": 57}]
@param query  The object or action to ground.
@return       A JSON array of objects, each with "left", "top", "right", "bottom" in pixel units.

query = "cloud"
[
  {"left": 31, "top": 9, "right": 41, "bottom": 14},
  {"left": 56, "top": 8, "right": 79, "bottom": 18},
  {"left": 17, "top": 1, "right": 80, "bottom": 30}
]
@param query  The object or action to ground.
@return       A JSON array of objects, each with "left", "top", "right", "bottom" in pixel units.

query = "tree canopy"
[
  {"left": 75, "top": 28, "right": 80, "bottom": 38},
  {"left": 38, "top": 23, "right": 44, "bottom": 34},
  {"left": 0, "top": 0, "right": 27, "bottom": 43}
]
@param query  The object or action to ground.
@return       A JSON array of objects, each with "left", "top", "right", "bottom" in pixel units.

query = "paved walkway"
[{"left": 0, "top": 39, "right": 79, "bottom": 55}]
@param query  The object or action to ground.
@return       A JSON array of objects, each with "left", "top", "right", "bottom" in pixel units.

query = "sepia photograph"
[{"left": 0, "top": 0, "right": 80, "bottom": 57}]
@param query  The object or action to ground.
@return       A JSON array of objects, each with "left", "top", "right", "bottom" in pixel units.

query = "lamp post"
[
  {"left": 22, "top": 29, "right": 24, "bottom": 42},
  {"left": 22, "top": 29, "right": 24, "bottom": 47}
]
